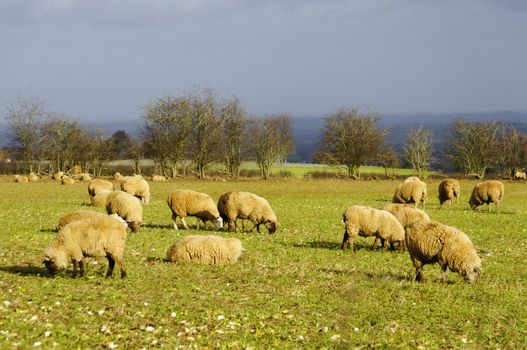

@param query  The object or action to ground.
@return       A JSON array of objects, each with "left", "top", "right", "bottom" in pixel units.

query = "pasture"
[{"left": 0, "top": 177, "right": 526, "bottom": 349}]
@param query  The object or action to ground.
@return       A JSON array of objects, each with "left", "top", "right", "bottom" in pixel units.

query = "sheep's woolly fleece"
[{"left": 166, "top": 234, "right": 244, "bottom": 265}]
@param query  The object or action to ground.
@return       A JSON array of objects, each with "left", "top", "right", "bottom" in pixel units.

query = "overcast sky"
[{"left": 1, "top": 0, "right": 526, "bottom": 122}]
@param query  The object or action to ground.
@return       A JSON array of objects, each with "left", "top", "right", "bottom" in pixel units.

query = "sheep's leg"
[
  {"left": 79, "top": 260, "right": 85, "bottom": 277},
  {"left": 115, "top": 258, "right": 127, "bottom": 279},
  {"left": 372, "top": 237, "right": 384, "bottom": 250},
  {"left": 106, "top": 255, "right": 115, "bottom": 277},
  {"left": 228, "top": 219, "right": 236, "bottom": 232},
  {"left": 72, "top": 260, "right": 79, "bottom": 278},
  {"left": 341, "top": 228, "right": 358, "bottom": 251},
  {"left": 172, "top": 213, "right": 179, "bottom": 230},
  {"left": 181, "top": 217, "right": 189, "bottom": 230},
  {"left": 440, "top": 265, "right": 448, "bottom": 283},
  {"left": 411, "top": 257, "right": 424, "bottom": 281}
]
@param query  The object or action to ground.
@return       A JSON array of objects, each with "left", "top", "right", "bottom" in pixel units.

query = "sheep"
[
  {"left": 28, "top": 172, "right": 39, "bottom": 182},
  {"left": 165, "top": 235, "right": 244, "bottom": 265},
  {"left": 404, "top": 176, "right": 421, "bottom": 183},
  {"left": 392, "top": 180, "right": 428, "bottom": 210},
  {"left": 105, "top": 191, "right": 143, "bottom": 232},
  {"left": 43, "top": 214, "right": 128, "bottom": 278},
  {"left": 438, "top": 179, "right": 460, "bottom": 206},
  {"left": 74, "top": 173, "right": 92, "bottom": 181},
  {"left": 92, "top": 190, "right": 112, "bottom": 208},
  {"left": 61, "top": 176, "right": 75, "bottom": 185},
  {"left": 513, "top": 170, "right": 526, "bottom": 180},
  {"left": 58, "top": 210, "right": 108, "bottom": 230},
  {"left": 382, "top": 203, "right": 430, "bottom": 228},
  {"left": 52, "top": 171, "right": 64, "bottom": 180},
  {"left": 469, "top": 180, "right": 504, "bottom": 212},
  {"left": 167, "top": 189, "right": 223, "bottom": 230},
  {"left": 341, "top": 205, "right": 405, "bottom": 251},
  {"left": 14, "top": 175, "right": 29, "bottom": 183},
  {"left": 405, "top": 220, "right": 481, "bottom": 283},
  {"left": 217, "top": 191, "right": 277, "bottom": 234},
  {"left": 152, "top": 174, "right": 167, "bottom": 182},
  {"left": 88, "top": 179, "right": 114, "bottom": 203},
  {"left": 113, "top": 172, "right": 124, "bottom": 180},
  {"left": 121, "top": 175, "right": 151, "bottom": 205}
]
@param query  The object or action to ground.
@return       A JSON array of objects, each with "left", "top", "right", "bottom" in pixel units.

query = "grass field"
[{"left": 1, "top": 177, "right": 526, "bottom": 349}]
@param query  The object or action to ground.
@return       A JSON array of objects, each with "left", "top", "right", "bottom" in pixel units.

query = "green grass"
[{"left": 1, "top": 177, "right": 526, "bottom": 348}]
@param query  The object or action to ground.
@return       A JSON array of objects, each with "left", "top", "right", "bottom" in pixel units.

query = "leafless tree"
[
  {"left": 127, "top": 136, "right": 145, "bottom": 175},
  {"left": 447, "top": 118, "right": 501, "bottom": 179},
  {"left": 219, "top": 96, "right": 247, "bottom": 178},
  {"left": 84, "top": 128, "right": 114, "bottom": 176},
  {"left": 403, "top": 127, "right": 433, "bottom": 178},
  {"left": 376, "top": 143, "right": 400, "bottom": 178},
  {"left": 495, "top": 125, "right": 527, "bottom": 177},
  {"left": 315, "top": 108, "right": 388, "bottom": 178}
]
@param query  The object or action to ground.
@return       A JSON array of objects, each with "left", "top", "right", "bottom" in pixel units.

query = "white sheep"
[
  {"left": 392, "top": 180, "right": 428, "bottom": 210},
  {"left": 43, "top": 215, "right": 128, "bottom": 278},
  {"left": 167, "top": 189, "right": 223, "bottom": 230},
  {"left": 57, "top": 210, "right": 108, "bottom": 230},
  {"left": 28, "top": 173, "right": 40, "bottom": 182},
  {"left": 341, "top": 205, "right": 405, "bottom": 251},
  {"left": 121, "top": 175, "right": 151, "bottom": 205},
  {"left": 106, "top": 191, "right": 143, "bottom": 232},
  {"left": 92, "top": 190, "right": 112, "bottom": 208},
  {"left": 513, "top": 170, "right": 526, "bottom": 180},
  {"left": 382, "top": 203, "right": 430, "bottom": 228},
  {"left": 14, "top": 175, "right": 29, "bottom": 183},
  {"left": 52, "top": 171, "right": 64, "bottom": 181},
  {"left": 113, "top": 172, "right": 124, "bottom": 180},
  {"left": 74, "top": 173, "right": 92, "bottom": 181},
  {"left": 88, "top": 179, "right": 114, "bottom": 203},
  {"left": 152, "top": 174, "right": 167, "bottom": 182},
  {"left": 405, "top": 220, "right": 481, "bottom": 283},
  {"left": 61, "top": 176, "right": 75, "bottom": 185},
  {"left": 469, "top": 180, "right": 504, "bottom": 212},
  {"left": 217, "top": 191, "right": 277, "bottom": 234},
  {"left": 166, "top": 235, "right": 244, "bottom": 265},
  {"left": 438, "top": 179, "right": 460, "bottom": 206},
  {"left": 403, "top": 176, "right": 421, "bottom": 183}
]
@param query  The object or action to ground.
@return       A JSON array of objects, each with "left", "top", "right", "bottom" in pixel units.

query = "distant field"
[{"left": 0, "top": 177, "right": 526, "bottom": 348}]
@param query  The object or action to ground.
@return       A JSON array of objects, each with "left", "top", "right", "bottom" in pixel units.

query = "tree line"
[{"left": 3, "top": 93, "right": 527, "bottom": 179}]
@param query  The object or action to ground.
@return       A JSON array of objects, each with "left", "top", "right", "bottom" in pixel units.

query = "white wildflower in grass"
[
  {"left": 215, "top": 329, "right": 224, "bottom": 334},
  {"left": 44, "top": 331, "right": 51, "bottom": 337},
  {"left": 55, "top": 301, "right": 61, "bottom": 306},
  {"left": 1, "top": 330, "right": 8, "bottom": 335},
  {"left": 3, "top": 300, "right": 11, "bottom": 307},
  {"left": 354, "top": 327, "right": 359, "bottom": 332},
  {"left": 30, "top": 315, "right": 38, "bottom": 322},
  {"left": 170, "top": 312, "right": 177, "bottom": 318},
  {"left": 217, "top": 315, "right": 225, "bottom": 321},
  {"left": 145, "top": 326, "right": 154, "bottom": 333},
  {"left": 98, "top": 310, "right": 104, "bottom": 315},
  {"left": 144, "top": 302, "right": 149, "bottom": 307},
  {"left": 100, "top": 325, "right": 107, "bottom": 333},
  {"left": 87, "top": 311, "right": 94, "bottom": 316},
  {"left": 297, "top": 335, "right": 304, "bottom": 341},
  {"left": 331, "top": 334, "right": 340, "bottom": 341},
  {"left": 323, "top": 326, "right": 328, "bottom": 333},
  {"left": 108, "top": 342, "right": 118, "bottom": 349},
  {"left": 33, "top": 341, "right": 42, "bottom": 347}
]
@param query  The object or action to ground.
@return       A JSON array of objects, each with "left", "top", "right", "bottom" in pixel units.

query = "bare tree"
[
  {"left": 376, "top": 143, "right": 400, "bottom": 178},
  {"left": 403, "top": 127, "right": 433, "bottom": 178},
  {"left": 495, "top": 125, "right": 527, "bottom": 177},
  {"left": 127, "top": 136, "right": 145, "bottom": 175},
  {"left": 84, "top": 128, "right": 114, "bottom": 176},
  {"left": 315, "top": 108, "right": 387, "bottom": 178},
  {"left": 219, "top": 97, "right": 247, "bottom": 178},
  {"left": 447, "top": 118, "right": 501, "bottom": 179},
  {"left": 4, "top": 96, "right": 46, "bottom": 172}
]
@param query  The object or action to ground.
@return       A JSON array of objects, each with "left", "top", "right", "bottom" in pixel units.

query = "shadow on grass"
[
  {"left": 142, "top": 223, "right": 173, "bottom": 230},
  {"left": 0, "top": 264, "right": 51, "bottom": 278},
  {"left": 292, "top": 240, "right": 341, "bottom": 250},
  {"left": 40, "top": 228, "right": 58, "bottom": 234}
]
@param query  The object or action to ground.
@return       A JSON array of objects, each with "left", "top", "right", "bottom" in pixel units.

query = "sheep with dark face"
[
  {"left": 44, "top": 215, "right": 128, "bottom": 279},
  {"left": 217, "top": 191, "right": 277, "bottom": 234},
  {"left": 469, "top": 180, "right": 504, "bottom": 212},
  {"left": 105, "top": 191, "right": 143, "bottom": 232},
  {"left": 405, "top": 220, "right": 481, "bottom": 284},
  {"left": 88, "top": 179, "right": 114, "bottom": 204},
  {"left": 438, "top": 179, "right": 460, "bottom": 206}
]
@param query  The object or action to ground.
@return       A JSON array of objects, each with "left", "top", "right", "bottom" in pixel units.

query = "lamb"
[
  {"left": 28, "top": 173, "right": 39, "bottom": 182},
  {"left": 14, "top": 175, "right": 29, "bottom": 183},
  {"left": 469, "top": 180, "right": 504, "bottom": 212},
  {"left": 217, "top": 191, "right": 277, "bottom": 234},
  {"left": 105, "top": 191, "right": 143, "bottom": 232},
  {"left": 438, "top": 179, "right": 460, "bottom": 206},
  {"left": 121, "top": 175, "right": 151, "bottom": 205},
  {"left": 92, "top": 190, "right": 112, "bottom": 208},
  {"left": 341, "top": 205, "right": 405, "bottom": 251},
  {"left": 61, "top": 176, "right": 75, "bottom": 185},
  {"left": 167, "top": 189, "right": 223, "bottom": 230},
  {"left": 165, "top": 235, "right": 244, "bottom": 265},
  {"left": 58, "top": 210, "right": 108, "bottom": 230},
  {"left": 392, "top": 180, "right": 428, "bottom": 210},
  {"left": 43, "top": 215, "right": 128, "bottom": 278},
  {"left": 152, "top": 174, "right": 167, "bottom": 182},
  {"left": 405, "top": 220, "right": 481, "bottom": 283},
  {"left": 88, "top": 179, "right": 114, "bottom": 203},
  {"left": 52, "top": 171, "right": 64, "bottom": 180},
  {"left": 513, "top": 170, "right": 526, "bottom": 180}
]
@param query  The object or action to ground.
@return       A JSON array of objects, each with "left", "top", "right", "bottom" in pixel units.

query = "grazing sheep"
[
  {"left": 404, "top": 176, "right": 421, "bottom": 183},
  {"left": 14, "top": 175, "right": 29, "bottom": 183},
  {"left": 74, "top": 173, "right": 92, "bottom": 181},
  {"left": 88, "top": 179, "right": 114, "bottom": 203},
  {"left": 152, "top": 174, "right": 167, "bottom": 182},
  {"left": 58, "top": 210, "right": 107, "bottom": 230},
  {"left": 513, "top": 170, "right": 526, "bottom": 180},
  {"left": 438, "top": 179, "right": 461, "bottom": 206},
  {"left": 43, "top": 215, "right": 128, "bottom": 278},
  {"left": 382, "top": 203, "right": 430, "bottom": 228},
  {"left": 28, "top": 173, "right": 39, "bottom": 182},
  {"left": 217, "top": 191, "right": 277, "bottom": 234},
  {"left": 121, "top": 175, "right": 151, "bottom": 205},
  {"left": 113, "top": 172, "right": 124, "bottom": 180},
  {"left": 405, "top": 220, "right": 481, "bottom": 283},
  {"left": 166, "top": 235, "right": 244, "bottom": 265},
  {"left": 61, "top": 176, "right": 75, "bottom": 185},
  {"left": 92, "top": 190, "right": 112, "bottom": 208},
  {"left": 392, "top": 180, "right": 428, "bottom": 210},
  {"left": 341, "top": 205, "right": 405, "bottom": 251},
  {"left": 52, "top": 171, "right": 64, "bottom": 180},
  {"left": 167, "top": 189, "right": 223, "bottom": 230},
  {"left": 105, "top": 191, "right": 143, "bottom": 232},
  {"left": 469, "top": 180, "right": 504, "bottom": 212}
]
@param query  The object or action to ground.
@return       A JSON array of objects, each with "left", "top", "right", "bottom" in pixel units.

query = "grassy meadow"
[{"left": 0, "top": 176, "right": 526, "bottom": 349}]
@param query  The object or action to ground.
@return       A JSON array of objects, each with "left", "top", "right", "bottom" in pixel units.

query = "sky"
[{"left": 1, "top": 0, "right": 526, "bottom": 122}]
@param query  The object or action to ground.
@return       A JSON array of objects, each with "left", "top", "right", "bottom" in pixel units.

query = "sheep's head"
[
  {"left": 110, "top": 214, "right": 128, "bottom": 229},
  {"left": 43, "top": 250, "right": 68, "bottom": 276},
  {"left": 129, "top": 221, "right": 140, "bottom": 233},
  {"left": 265, "top": 220, "right": 277, "bottom": 234},
  {"left": 464, "top": 266, "right": 481, "bottom": 284},
  {"left": 43, "top": 257, "right": 59, "bottom": 275},
  {"left": 213, "top": 216, "right": 223, "bottom": 229}
]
